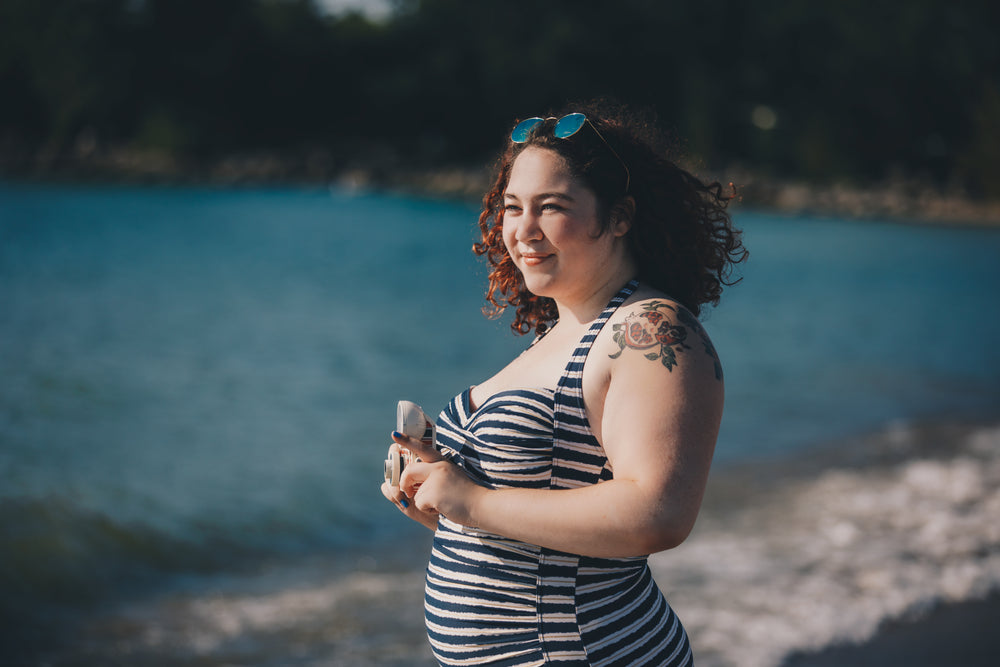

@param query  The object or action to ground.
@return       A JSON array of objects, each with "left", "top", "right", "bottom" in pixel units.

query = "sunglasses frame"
[{"left": 510, "top": 113, "right": 630, "bottom": 194}]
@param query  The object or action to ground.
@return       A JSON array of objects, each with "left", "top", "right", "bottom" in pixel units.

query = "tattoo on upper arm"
[{"left": 609, "top": 301, "right": 724, "bottom": 380}]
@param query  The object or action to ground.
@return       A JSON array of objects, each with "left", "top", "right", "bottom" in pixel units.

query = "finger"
[
  {"left": 399, "top": 460, "right": 433, "bottom": 499},
  {"left": 391, "top": 430, "right": 444, "bottom": 462},
  {"left": 380, "top": 481, "right": 411, "bottom": 511}
]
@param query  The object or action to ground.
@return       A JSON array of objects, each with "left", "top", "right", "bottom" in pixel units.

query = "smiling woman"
[{"left": 380, "top": 99, "right": 747, "bottom": 666}]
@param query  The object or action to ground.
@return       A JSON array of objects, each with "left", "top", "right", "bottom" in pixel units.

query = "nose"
[{"left": 513, "top": 209, "right": 543, "bottom": 242}]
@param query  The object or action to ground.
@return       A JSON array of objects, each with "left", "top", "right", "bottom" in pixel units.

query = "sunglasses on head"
[{"left": 510, "top": 113, "right": 630, "bottom": 193}]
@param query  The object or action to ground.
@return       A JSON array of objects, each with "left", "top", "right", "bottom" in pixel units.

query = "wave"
[
  {"left": 0, "top": 497, "right": 239, "bottom": 614},
  {"left": 0, "top": 491, "right": 370, "bottom": 623},
  {"left": 0, "top": 489, "right": 397, "bottom": 622},
  {"left": 650, "top": 420, "right": 1000, "bottom": 667}
]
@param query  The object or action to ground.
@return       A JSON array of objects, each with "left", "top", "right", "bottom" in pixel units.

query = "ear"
[{"left": 611, "top": 196, "right": 635, "bottom": 237}]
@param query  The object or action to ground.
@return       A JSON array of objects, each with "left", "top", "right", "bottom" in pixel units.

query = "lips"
[{"left": 519, "top": 251, "right": 552, "bottom": 266}]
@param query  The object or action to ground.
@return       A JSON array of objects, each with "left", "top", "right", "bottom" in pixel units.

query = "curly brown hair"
[{"left": 474, "top": 99, "right": 747, "bottom": 335}]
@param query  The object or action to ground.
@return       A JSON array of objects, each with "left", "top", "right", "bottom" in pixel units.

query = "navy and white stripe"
[{"left": 425, "top": 279, "right": 693, "bottom": 666}]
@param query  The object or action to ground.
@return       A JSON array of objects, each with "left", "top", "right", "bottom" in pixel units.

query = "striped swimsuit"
[{"left": 426, "top": 280, "right": 693, "bottom": 666}]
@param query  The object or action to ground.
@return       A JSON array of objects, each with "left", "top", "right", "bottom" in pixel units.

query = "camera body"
[{"left": 383, "top": 400, "right": 435, "bottom": 487}]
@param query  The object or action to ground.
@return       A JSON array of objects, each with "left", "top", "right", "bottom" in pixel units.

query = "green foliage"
[{"left": 0, "top": 0, "right": 997, "bottom": 192}]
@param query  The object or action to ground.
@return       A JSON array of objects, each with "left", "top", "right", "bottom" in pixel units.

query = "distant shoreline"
[
  {"left": 374, "top": 166, "right": 1000, "bottom": 228},
  {"left": 3, "top": 149, "right": 999, "bottom": 227}
]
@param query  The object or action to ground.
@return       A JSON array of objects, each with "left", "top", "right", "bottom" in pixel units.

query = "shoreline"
[
  {"left": 2, "top": 151, "right": 999, "bottom": 227},
  {"left": 653, "top": 417, "right": 1000, "bottom": 667},
  {"left": 4, "top": 418, "right": 998, "bottom": 667}
]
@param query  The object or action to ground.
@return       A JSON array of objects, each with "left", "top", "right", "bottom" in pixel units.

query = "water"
[{"left": 1, "top": 182, "right": 999, "bottom": 665}]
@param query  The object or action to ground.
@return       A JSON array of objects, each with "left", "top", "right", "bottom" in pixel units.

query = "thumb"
[{"left": 399, "top": 460, "right": 434, "bottom": 499}]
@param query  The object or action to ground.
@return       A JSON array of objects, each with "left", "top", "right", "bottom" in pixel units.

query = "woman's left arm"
[{"left": 399, "top": 305, "right": 724, "bottom": 558}]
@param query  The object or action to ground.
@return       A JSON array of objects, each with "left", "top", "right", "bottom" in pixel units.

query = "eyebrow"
[{"left": 503, "top": 192, "right": 576, "bottom": 202}]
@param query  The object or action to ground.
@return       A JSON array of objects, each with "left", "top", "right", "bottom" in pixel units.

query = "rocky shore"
[{"left": 3, "top": 146, "right": 999, "bottom": 227}]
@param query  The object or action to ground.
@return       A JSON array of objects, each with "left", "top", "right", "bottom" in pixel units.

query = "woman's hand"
[
  {"left": 400, "top": 458, "right": 488, "bottom": 528},
  {"left": 380, "top": 430, "right": 445, "bottom": 531}
]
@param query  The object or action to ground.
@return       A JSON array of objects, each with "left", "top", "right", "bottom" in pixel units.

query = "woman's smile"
[{"left": 519, "top": 250, "right": 553, "bottom": 266}]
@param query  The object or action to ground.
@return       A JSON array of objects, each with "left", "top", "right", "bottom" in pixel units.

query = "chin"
[{"left": 520, "top": 273, "right": 560, "bottom": 298}]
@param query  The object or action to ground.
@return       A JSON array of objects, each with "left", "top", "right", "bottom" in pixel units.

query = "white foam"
[{"left": 650, "top": 423, "right": 1000, "bottom": 667}]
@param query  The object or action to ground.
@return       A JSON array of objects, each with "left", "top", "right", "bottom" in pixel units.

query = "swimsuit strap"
[
  {"left": 550, "top": 278, "right": 639, "bottom": 489},
  {"left": 538, "top": 278, "right": 642, "bottom": 655},
  {"left": 559, "top": 278, "right": 639, "bottom": 385}
]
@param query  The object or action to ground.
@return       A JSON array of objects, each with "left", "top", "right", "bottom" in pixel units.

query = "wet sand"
[{"left": 780, "top": 591, "right": 1000, "bottom": 666}]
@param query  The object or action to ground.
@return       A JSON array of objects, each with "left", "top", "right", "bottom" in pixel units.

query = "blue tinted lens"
[
  {"left": 511, "top": 117, "right": 544, "bottom": 143},
  {"left": 553, "top": 113, "right": 587, "bottom": 139}
]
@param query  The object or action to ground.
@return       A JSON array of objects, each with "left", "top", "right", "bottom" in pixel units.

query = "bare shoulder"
[{"left": 603, "top": 292, "right": 724, "bottom": 383}]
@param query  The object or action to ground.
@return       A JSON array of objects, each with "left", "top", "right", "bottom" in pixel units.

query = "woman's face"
[{"left": 502, "top": 147, "right": 626, "bottom": 304}]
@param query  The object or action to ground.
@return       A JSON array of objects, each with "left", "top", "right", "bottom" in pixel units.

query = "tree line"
[{"left": 1, "top": 0, "right": 998, "bottom": 195}]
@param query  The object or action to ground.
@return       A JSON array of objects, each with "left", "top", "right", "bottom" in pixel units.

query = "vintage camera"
[{"left": 383, "top": 400, "right": 435, "bottom": 487}]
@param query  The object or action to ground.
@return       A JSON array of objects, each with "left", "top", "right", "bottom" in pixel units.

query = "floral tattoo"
[{"left": 609, "top": 302, "right": 723, "bottom": 380}]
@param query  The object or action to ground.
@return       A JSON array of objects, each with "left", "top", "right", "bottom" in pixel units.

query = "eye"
[
  {"left": 541, "top": 202, "right": 565, "bottom": 212},
  {"left": 503, "top": 203, "right": 522, "bottom": 214}
]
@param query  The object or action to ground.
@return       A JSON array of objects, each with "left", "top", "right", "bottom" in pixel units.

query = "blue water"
[{"left": 1, "top": 182, "right": 999, "bottom": 651}]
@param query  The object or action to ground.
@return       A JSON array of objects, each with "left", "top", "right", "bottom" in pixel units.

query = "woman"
[{"left": 381, "top": 100, "right": 746, "bottom": 666}]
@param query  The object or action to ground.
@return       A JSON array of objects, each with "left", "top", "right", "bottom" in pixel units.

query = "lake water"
[{"left": 2, "top": 182, "right": 999, "bottom": 666}]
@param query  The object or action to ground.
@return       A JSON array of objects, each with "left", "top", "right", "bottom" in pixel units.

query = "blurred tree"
[
  {"left": 0, "top": 0, "right": 139, "bottom": 156},
  {"left": 0, "top": 0, "right": 996, "bottom": 194}
]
